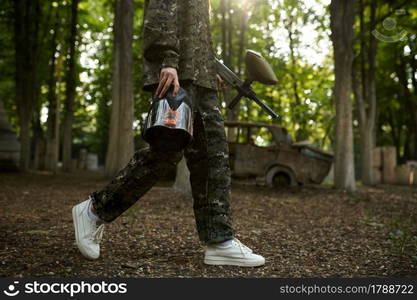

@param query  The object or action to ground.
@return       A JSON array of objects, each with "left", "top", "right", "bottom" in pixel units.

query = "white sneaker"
[
  {"left": 72, "top": 198, "right": 105, "bottom": 260},
  {"left": 204, "top": 238, "right": 265, "bottom": 267}
]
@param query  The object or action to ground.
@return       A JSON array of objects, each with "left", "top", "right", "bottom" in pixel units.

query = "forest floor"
[{"left": 1, "top": 171, "right": 417, "bottom": 278}]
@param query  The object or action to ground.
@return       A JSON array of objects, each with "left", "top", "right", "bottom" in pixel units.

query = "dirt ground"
[{"left": 1, "top": 171, "right": 416, "bottom": 278}]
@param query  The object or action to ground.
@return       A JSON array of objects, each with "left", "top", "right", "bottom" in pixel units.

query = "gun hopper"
[{"left": 215, "top": 50, "right": 279, "bottom": 119}]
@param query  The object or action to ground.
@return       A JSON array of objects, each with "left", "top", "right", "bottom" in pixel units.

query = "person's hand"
[
  {"left": 156, "top": 67, "right": 180, "bottom": 98},
  {"left": 216, "top": 74, "right": 228, "bottom": 91}
]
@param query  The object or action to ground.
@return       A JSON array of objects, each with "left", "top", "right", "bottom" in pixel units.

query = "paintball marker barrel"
[{"left": 215, "top": 58, "right": 278, "bottom": 119}]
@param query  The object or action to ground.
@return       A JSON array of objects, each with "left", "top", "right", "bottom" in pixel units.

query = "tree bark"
[
  {"left": 285, "top": 16, "right": 304, "bottom": 140},
  {"left": 408, "top": 42, "right": 417, "bottom": 159},
  {"left": 105, "top": 0, "right": 121, "bottom": 176},
  {"left": 45, "top": 13, "right": 60, "bottom": 172},
  {"left": 219, "top": 0, "right": 239, "bottom": 138},
  {"left": 237, "top": 7, "right": 248, "bottom": 77},
  {"left": 398, "top": 55, "right": 417, "bottom": 161},
  {"left": 14, "top": 0, "right": 41, "bottom": 171},
  {"left": 32, "top": 114, "right": 45, "bottom": 170},
  {"left": 105, "top": 0, "right": 134, "bottom": 177},
  {"left": 353, "top": 0, "right": 377, "bottom": 185},
  {"left": 362, "top": 0, "right": 377, "bottom": 185},
  {"left": 330, "top": 0, "right": 357, "bottom": 191},
  {"left": 220, "top": 0, "right": 228, "bottom": 65},
  {"left": 62, "top": 0, "right": 79, "bottom": 172}
]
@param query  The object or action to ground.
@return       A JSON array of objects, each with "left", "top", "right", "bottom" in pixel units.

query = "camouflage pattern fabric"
[
  {"left": 91, "top": 83, "right": 234, "bottom": 244},
  {"left": 142, "top": 0, "right": 218, "bottom": 91}
]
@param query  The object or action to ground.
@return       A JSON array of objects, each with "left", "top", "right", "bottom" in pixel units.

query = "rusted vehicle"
[{"left": 225, "top": 121, "right": 333, "bottom": 187}]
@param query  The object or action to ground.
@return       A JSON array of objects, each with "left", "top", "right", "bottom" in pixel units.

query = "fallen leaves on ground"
[{"left": 0, "top": 171, "right": 416, "bottom": 278}]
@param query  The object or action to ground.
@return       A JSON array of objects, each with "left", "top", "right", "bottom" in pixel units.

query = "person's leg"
[
  {"left": 91, "top": 147, "right": 183, "bottom": 222},
  {"left": 184, "top": 86, "right": 234, "bottom": 244},
  {"left": 184, "top": 86, "right": 265, "bottom": 267},
  {"left": 73, "top": 146, "right": 183, "bottom": 259}
]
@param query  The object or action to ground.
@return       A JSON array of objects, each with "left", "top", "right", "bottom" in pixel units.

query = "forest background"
[{"left": 0, "top": 0, "right": 417, "bottom": 191}]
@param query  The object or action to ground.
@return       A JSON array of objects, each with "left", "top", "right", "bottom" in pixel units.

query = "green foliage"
[
  {"left": 211, "top": 0, "right": 335, "bottom": 150},
  {"left": 75, "top": 0, "right": 114, "bottom": 162},
  {"left": 74, "top": 0, "right": 148, "bottom": 162},
  {"left": 0, "top": 0, "right": 17, "bottom": 128},
  {"left": 372, "top": 1, "right": 417, "bottom": 161}
]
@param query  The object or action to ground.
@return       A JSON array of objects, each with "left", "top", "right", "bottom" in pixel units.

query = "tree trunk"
[
  {"left": 286, "top": 16, "right": 304, "bottom": 140},
  {"left": 30, "top": 106, "right": 44, "bottom": 170},
  {"left": 330, "top": 0, "right": 357, "bottom": 191},
  {"left": 105, "top": 0, "right": 134, "bottom": 177},
  {"left": 222, "top": 1, "right": 241, "bottom": 138},
  {"left": 220, "top": 0, "right": 228, "bottom": 65},
  {"left": 62, "top": 0, "right": 79, "bottom": 172},
  {"left": 14, "top": 0, "right": 41, "bottom": 171},
  {"left": 18, "top": 119, "right": 31, "bottom": 171},
  {"left": 237, "top": 8, "right": 248, "bottom": 77},
  {"left": 397, "top": 55, "right": 417, "bottom": 161},
  {"left": 352, "top": 0, "right": 377, "bottom": 185},
  {"left": 408, "top": 43, "right": 417, "bottom": 159},
  {"left": 105, "top": 0, "right": 122, "bottom": 176},
  {"left": 360, "top": 125, "right": 374, "bottom": 183},
  {"left": 45, "top": 24, "right": 60, "bottom": 172}
]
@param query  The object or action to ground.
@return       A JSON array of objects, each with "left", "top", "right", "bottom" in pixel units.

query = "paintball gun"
[{"left": 215, "top": 50, "right": 279, "bottom": 119}]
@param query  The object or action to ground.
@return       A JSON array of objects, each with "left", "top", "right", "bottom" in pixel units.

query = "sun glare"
[{"left": 269, "top": 0, "right": 331, "bottom": 65}]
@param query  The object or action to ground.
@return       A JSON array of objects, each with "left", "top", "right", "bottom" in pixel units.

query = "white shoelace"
[
  {"left": 90, "top": 223, "right": 105, "bottom": 244},
  {"left": 233, "top": 239, "right": 253, "bottom": 254}
]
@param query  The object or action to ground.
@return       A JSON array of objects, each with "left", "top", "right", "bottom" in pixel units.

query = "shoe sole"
[
  {"left": 204, "top": 256, "right": 265, "bottom": 267},
  {"left": 72, "top": 205, "right": 99, "bottom": 260}
]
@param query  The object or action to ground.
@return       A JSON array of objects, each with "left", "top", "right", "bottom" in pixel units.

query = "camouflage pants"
[{"left": 90, "top": 83, "right": 234, "bottom": 244}]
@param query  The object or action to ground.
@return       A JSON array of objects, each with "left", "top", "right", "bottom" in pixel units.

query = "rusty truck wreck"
[{"left": 225, "top": 121, "right": 333, "bottom": 187}]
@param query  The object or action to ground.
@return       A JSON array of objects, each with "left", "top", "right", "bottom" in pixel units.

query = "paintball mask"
[{"left": 143, "top": 87, "right": 193, "bottom": 152}]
